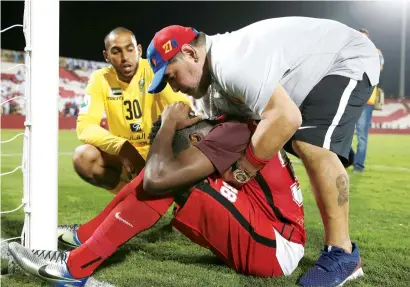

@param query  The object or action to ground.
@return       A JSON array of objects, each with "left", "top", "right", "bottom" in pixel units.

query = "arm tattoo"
[{"left": 336, "top": 174, "right": 349, "bottom": 206}]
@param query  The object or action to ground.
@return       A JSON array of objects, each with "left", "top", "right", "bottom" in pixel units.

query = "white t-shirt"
[{"left": 196, "top": 17, "right": 380, "bottom": 119}]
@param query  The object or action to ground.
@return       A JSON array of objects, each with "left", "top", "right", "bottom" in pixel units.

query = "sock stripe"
[{"left": 80, "top": 257, "right": 102, "bottom": 269}]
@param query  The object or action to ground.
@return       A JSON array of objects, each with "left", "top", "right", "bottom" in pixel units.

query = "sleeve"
[
  {"left": 194, "top": 122, "right": 251, "bottom": 174},
  {"left": 76, "top": 72, "right": 127, "bottom": 155},
  {"left": 158, "top": 83, "right": 193, "bottom": 108},
  {"left": 214, "top": 52, "right": 287, "bottom": 117}
]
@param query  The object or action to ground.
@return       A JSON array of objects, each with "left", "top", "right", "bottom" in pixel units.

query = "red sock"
[
  {"left": 67, "top": 178, "right": 174, "bottom": 278},
  {"left": 77, "top": 174, "right": 142, "bottom": 242}
]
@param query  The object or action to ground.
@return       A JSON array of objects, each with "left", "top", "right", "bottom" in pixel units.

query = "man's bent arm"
[
  {"left": 251, "top": 84, "right": 302, "bottom": 161},
  {"left": 143, "top": 121, "right": 214, "bottom": 195}
]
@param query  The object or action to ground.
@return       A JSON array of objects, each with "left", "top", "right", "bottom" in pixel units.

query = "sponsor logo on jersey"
[
  {"left": 107, "top": 96, "right": 123, "bottom": 101},
  {"left": 129, "top": 123, "right": 142, "bottom": 132}
]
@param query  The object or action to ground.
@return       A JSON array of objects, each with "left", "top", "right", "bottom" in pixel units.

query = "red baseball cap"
[{"left": 147, "top": 25, "right": 199, "bottom": 94}]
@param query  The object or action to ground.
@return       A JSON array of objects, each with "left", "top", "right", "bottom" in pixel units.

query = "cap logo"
[
  {"left": 163, "top": 40, "right": 173, "bottom": 54},
  {"left": 162, "top": 39, "right": 178, "bottom": 54}
]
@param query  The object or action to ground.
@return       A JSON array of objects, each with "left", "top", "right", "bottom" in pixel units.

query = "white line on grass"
[
  {"left": 85, "top": 277, "right": 115, "bottom": 287},
  {"left": 2, "top": 152, "right": 410, "bottom": 172}
]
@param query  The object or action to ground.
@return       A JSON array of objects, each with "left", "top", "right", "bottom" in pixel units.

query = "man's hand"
[
  {"left": 161, "top": 102, "right": 202, "bottom": 130},
  {"left": 118, "top": 141, "right": 145, "bottom": 181}
]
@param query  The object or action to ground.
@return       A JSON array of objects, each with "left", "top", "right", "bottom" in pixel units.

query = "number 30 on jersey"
[{"left": 124, "top": 99, "right": 142, "bottom": 120}]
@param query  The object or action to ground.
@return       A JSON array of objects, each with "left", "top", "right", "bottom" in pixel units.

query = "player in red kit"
[{"left": 8, "top": 103, "right": 305, "bottom": 286}]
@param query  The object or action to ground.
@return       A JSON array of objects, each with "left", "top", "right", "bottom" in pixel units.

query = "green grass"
[{"left": 1, "top": 130, "right": 410, "bottom": 287}]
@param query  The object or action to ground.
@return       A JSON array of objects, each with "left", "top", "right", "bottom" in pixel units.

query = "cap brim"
[{"left": 148, "top": 63, "right": 168, "bottom": 94}]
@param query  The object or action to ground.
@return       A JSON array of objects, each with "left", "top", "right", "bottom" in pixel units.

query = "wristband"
[{"left": 245, "top": 145, "right": 271, "bottom": 167}]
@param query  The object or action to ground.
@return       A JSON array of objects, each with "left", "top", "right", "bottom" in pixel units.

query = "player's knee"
[
  {"left": 72, "top": 144, "right": 102, "bottom": 178},
  {"left": 72, "top": 144, "right": 122, "bottom": 190}
]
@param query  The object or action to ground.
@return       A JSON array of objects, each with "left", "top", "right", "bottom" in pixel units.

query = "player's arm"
[
  {"left": 144, "top": 103, "right": 250, "bottom": 195},
  {"left": 144, "top": 140, "right": 215, "bottom": 195},
  {"left": 143, "top": 104, "right": 213, "bottom": 194},
  {"left": 77, "top": 72, "right": 127, "bottom": 155},
  {"left": 249, "top": 84, "right": 301, "bottom": 163}
]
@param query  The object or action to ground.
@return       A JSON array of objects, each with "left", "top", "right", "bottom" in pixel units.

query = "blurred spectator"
[
  {"left": 349, "top": 28, "right": 384, "bottom": 173},
  {"left": 63, "top": 102, "right": 72, "bottom": 116},
  {"left": 71, "top": 101, "right": 79, "bottom": 116}
]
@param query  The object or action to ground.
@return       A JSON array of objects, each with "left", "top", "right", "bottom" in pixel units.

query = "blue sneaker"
[
  {"left": 57, "top": 224, "right": 82, "bottom": 249},
  {"left": 299, "top": 242, "right": 364, "bottom": 287},
  {"left": 8, "top": 242, "right": 88, "bottom": 287}
]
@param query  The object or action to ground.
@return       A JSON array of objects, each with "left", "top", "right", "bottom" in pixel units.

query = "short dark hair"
[
  {"left": 104, "top": 27, "right": 136, "bottom": 50},
  {"left": 148, "top": 116, "right": 213, "bottom": 153}
]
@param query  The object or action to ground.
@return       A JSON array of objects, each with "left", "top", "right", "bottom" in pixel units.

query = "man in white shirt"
[{"left": 146, "top": 17, "right": 379, "bottom": 287}]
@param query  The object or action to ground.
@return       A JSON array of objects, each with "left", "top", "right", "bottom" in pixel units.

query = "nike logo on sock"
[
  {"left": 38, "top": 265, "right": 81, "bottom": 282},
  {"left": 114, "top": 212, "right": 133, "bottom": 227}
]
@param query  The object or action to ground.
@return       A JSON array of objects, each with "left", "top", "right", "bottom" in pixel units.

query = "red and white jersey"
[{"left": 195, "top": 121, "right": 306, "bottom": 246}]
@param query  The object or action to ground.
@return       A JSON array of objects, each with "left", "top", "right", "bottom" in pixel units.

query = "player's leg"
[
  {"left": 286, "top": 75, "right": 372, "bottom": 286},
  {"left": 67, "top": 182, "right": 174, "bottom": 279},
  {"left": 172, "top": 181, "right": 304, "bottom": 277},
  {"left": 72, "top": 144, "right": 127, "bottom": 192},
  {"left": 8, "top": 173, "right": 174, "bottom": 286},
  {"left": 59, "top": 172, "right": 146, "bottom": 248},
  {"left": 353, "top": 104, "right": 373, "bottom": 173},
  {"left": 60, "top": 144, "right": 144, "bottom": 247},
  {"left": 59, "top": 167, "right": 176, "bottom": 248},
  {"left": 57, "top": 164, "right": 136, "bottom": 248}
]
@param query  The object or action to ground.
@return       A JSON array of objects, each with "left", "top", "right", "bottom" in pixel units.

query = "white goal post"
[{"left": 22, "top": 0, "right": 59, "bottom": 250}]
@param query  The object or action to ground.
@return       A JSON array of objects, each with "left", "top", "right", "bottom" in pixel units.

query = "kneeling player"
[{"left": 8, "top": 103, "right": 305, "bottom": 286}]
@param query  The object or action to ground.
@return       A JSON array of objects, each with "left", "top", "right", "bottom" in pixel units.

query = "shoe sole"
[{"left": 337, "top": 267, "right": 364, "bottom": 287}]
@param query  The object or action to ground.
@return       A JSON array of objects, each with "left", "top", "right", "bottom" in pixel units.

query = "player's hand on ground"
[
  {"left": 161, "top": 102, "right": 202, "bottom": 130},
  {"left": 119, "top": 141, "right": 145, "bottom": 181}
]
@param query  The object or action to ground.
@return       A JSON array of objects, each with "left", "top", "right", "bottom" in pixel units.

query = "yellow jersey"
[{"left": 76, "top": 59, "right": 190, "bottom": 159}]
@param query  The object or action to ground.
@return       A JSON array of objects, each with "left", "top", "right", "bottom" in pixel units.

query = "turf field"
[{"left": 1, "top": 130, "right": 410, "bottom": 287}]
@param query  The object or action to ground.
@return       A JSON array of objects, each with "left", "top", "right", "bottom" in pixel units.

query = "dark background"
[{"left": 1, "top": 1, "right": 409, "bottom": 97}]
